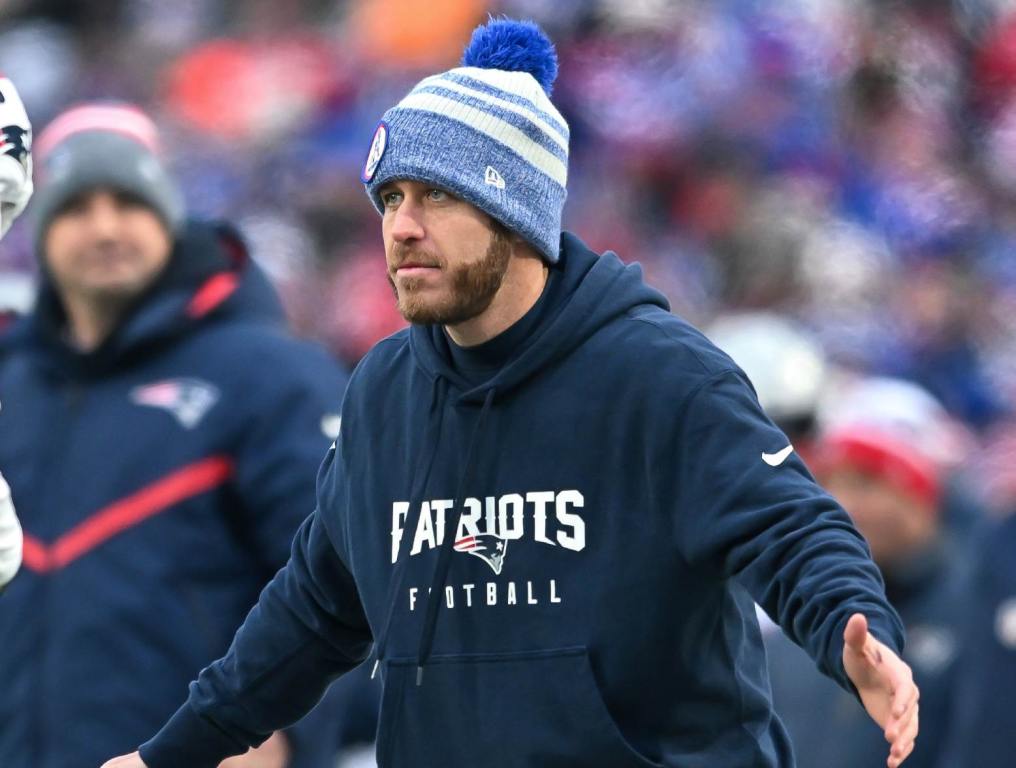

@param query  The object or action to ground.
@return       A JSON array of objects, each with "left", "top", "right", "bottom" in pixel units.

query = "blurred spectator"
[
  {"left": 707, "top": 312, "right": 828, "bottom": 456},
  {"left": 938, "top": 510, "right": 1016, "bottom": 766},
  {"left": 766, "top": 377, "right": 967, "bottom": 768},
  {"left": 0, "top": 1, "right": 1013, "bottom": 430},
  {"left": 818, "top": 375, "right": 984, "bottom": 547},
  {"left": 0, "top": 104, "right": 348, "bottom": 768}
]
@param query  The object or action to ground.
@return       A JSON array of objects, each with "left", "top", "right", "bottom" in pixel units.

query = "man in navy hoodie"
[
  {"left": 0, "top": 103, "right": 350, "bottom": 768},
  {"left": 107, "top": 19, "right": 919, "bottom": 768}
]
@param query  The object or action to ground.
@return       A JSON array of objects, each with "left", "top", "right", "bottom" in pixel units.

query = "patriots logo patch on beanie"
[{"left": 362, "top": 120, "right": 388, "bottom": 183}]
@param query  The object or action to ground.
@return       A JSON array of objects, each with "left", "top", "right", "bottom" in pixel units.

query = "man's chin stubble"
[{"left": 395, "top": 290, "right": 488, "bottom": 326}]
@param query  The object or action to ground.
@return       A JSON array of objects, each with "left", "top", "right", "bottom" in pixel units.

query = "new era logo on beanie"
[
  {"left": 32, "top": 103, "right": 184, "bottom": 242},
  {"left": 485, "top": 166, "right": 506, "bottom": 189},
  {"left": 363, "top": 18, "right": 569, "bottom": 263}
]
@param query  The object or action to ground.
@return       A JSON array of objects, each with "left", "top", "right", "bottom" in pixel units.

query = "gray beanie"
[{"left": 33, "top": 103, "right": 184, "bottom": 242}]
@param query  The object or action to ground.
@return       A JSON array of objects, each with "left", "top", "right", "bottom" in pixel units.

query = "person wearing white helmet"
[
  {"left": 706, "top": 312, "right": 829, "bottom": 459},
  {"left": 0, "top": 75, "right": 31, "bottom": 590}
]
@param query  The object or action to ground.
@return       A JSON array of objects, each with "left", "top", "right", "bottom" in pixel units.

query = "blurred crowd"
[
  {"left": 4, "top": 0, "right": 1016, "bottom": 765},
  {"left": 5, "top": 0, "right": 1016, "bottom": 473}
]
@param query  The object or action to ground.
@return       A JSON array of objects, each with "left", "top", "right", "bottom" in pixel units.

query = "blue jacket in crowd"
[
  {"left": 0, "top": 221, "right": 348, "bottom": 768},
  {"left": 140, "top": 233, "right": 904, "bottom": 768},
  {"left": 939, "top": 512, "right": 1016, "bottom": 766},
  {"left": 765, "top": 538, "right": 964, "bottom": 768}
]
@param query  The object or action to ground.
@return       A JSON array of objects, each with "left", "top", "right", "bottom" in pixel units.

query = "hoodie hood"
[
  {"left": 408, "top": 231, "right": 669, "bottom": 403},
  {"left": 12, "top": 219, "right": 284, "bottom": 377}
]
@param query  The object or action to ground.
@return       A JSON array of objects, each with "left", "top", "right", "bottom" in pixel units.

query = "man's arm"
[
  {"left": 230, "top": 341, "right": 347, "bottom": 571},
  {"left": 226, "top": 341, "right": 351, "bottom": 766},
  {"left": 102, "top": 446, "right": 372, "bottom": 768},
  {"left": 671, "top": 369, "right": 918, "bottom": 767}
]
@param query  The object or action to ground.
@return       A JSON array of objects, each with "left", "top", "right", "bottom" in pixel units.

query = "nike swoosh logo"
[{"left": 762, "top": 445, "right": 794, "bottom": 466}]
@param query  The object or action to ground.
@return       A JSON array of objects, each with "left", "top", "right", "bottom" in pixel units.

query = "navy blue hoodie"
[
  {"left": 0, "top": 221, "right": 348, "bottom": 768},
  {"left": 141, "top": 232, "right": 904, "bottom": 768}
]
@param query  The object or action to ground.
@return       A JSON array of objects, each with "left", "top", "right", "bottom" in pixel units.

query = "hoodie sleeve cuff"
[
  {"left": 138, "top": 702, "right": 247, "bottom": 768},
  {"left": 866, "top": 613, "right": 905, "bottom": 657}
]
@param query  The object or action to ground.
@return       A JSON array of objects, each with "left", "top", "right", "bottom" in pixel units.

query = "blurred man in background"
[
  {"left": 939, "top": 499, "right": 1016, "bottom": 764},
  {"left": 0, "top": 74, "right": 33, "bottom": 590},
  {"left": 765, "top": 377, "right": 966, "bottom": 768},
  {"left": 706, "top": 312, "right": 828, "bottom": 460},
  {"left": 0, "top": 103, "right": 349, "bottom": 768}
]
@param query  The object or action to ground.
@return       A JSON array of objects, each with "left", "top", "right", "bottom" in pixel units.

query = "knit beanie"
[
  {"left": 32, "top": 103, "right": 184, "bottom": 242},
  {"left": 363, "top": 18, "right": 569, "bottom": 263}
]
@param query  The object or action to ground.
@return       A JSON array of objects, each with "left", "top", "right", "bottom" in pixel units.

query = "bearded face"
[
  {"left": 387, "top": 223, "right": 511, "bottom": 325},
  {"left": 381, "top": 182, "right": 514, "bottom": 327}
]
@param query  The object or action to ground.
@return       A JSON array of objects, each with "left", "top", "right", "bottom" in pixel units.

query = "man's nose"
[
  {"left": 389, "top": 200, "right": 425, "bottom": 243},
  {"left": 82, "top": 195, "right": 123, "bottom": 239}
]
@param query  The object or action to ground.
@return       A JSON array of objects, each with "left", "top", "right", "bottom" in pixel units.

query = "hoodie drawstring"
[
  {"left": 414, "top": 386, "right": 496, "bottom": 685},
  {"left": 368, "top": 376, "right": 450, "bottom": 680}
]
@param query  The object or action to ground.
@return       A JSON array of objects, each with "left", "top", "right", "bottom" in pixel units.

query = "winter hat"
[
  {"left": 32, "top": 103, "right": 185, "bottom": 242},
  {"left": 812, "top": 377, "right": 970, "bottom": 507},
  {"left": 816, "top": 425, "right": 942, "bottom": 507},
  {"left": 363, "top": 18, "right": 569, "bottom": 263}
]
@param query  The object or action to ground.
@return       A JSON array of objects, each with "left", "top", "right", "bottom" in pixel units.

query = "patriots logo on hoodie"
[
  {"left": 454, "top": 534, "right": 508, "bottom": 575},
  {"left": 130, "top": 378, "right": 220, "bottom": 429}
]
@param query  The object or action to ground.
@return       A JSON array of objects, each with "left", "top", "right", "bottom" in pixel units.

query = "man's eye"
[
  {"left": 427, "top": 189, "right": 448, "bottom": 201},
  {"left": 382, "top": 191, "right": 402, "bottom": 207}
]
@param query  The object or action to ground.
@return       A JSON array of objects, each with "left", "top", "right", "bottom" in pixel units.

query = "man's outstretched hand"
[
  {"left": 842, "top": 613, "right": 919, "bottom": 767},
  {"left": 100, "top": 732, "right": 289, "bottom": 768},
  {"left": 100, "top": 755, "right": 146, "bottom": 768}
]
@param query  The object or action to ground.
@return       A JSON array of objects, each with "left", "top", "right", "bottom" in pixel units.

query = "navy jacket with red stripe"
[{"left": 0, "top": 221, "right": 349, "bottom": 768}]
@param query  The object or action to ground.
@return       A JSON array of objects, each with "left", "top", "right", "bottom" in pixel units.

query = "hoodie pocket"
[{"left": 375, "top": 646, "right": 661, "bottom": 768}]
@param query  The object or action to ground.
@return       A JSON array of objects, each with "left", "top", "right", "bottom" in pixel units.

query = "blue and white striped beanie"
[{"left": 362, "top": 18, "right": 569, "bottom": 263}]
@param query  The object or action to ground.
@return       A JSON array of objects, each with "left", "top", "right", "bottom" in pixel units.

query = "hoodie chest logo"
[
  {"left": 391, "top": 490, "right": 586, "bottom": 576},
  {"left": 392, "top": 491, "right": 584, "bottom": 613},
  {"left": 130, "top": 377, "right": 220, "bottom": 429}
]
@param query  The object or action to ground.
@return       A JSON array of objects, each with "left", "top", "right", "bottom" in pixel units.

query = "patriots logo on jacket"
[
  {"left": 454, "top": 534, "right": 508, "bottom": 575},
  {"left": 130, "top": 378, "right": 220, "bottom": 429}
]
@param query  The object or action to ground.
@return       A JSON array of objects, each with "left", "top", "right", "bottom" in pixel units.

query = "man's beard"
[{"left": 388, "top": 227, "right": 512, "bottom": 326}]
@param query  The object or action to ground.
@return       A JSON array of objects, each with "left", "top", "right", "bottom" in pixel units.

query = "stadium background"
[{"left": 3, "top": 0, "right": 1016, "bottom": 765}]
